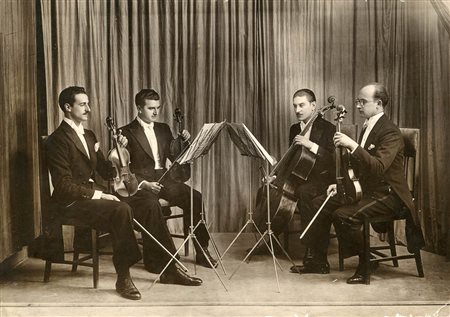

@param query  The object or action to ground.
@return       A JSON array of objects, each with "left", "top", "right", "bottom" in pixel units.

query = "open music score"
[
  {"left": 177, "top": 121, "right": 277, "bottom": 166},
  {"left": 226, "top": 123, "right": 277, "bottom": 165}
]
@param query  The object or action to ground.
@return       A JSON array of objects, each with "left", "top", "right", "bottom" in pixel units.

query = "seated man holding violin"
[
  {"left": 45, "top": 86, "right": 143, "bottom": 300},
  {"left": 119, "top": 88, "right": 217, "bottom": 269},
  {"left": 253, "top": 88, "right": 335, "bottom": 263},
  {"left": 293, "top": 83, "right": 424, "bottom": 284}
]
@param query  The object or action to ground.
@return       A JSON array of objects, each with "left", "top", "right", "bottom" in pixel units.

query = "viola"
[
  {"left": 106, "top": 117, "right": 139, "bottom": 197},
  {"left": 334, "top": 105, "right": 362, "bottom": 204},
  {"left": 255, "top": 97, "right": 336, "bottom": 233},
  {"left": 168, "top": 108, "right": 191, "bottom": 183}
]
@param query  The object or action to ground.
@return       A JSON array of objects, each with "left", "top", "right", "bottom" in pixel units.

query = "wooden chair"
[
  {"left": 338, "top": 128, "right": 425, "bottom": 284},
  {"left": 160, "top": 198, "right": 189, "bottom": 256},
  {"left": 283, "top": 124, "right": 358, "bottom": 253},
  {"left": 40, "top": 136, "right": 105, "bottom": 288}
]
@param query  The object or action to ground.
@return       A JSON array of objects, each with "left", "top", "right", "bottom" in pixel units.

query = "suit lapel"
[
  {"left": 83, "top": 131, "right": 97, "bottom": 168},
  {"left": 61, "top": 121, "right": 91, "bottom": 161},
  {"left": 364, "top": 114, "right": 387, "bottom": 150},
  {"left": 310, "top": 118, "right": 323, "bottom": 143},
  {"left": 129, "top": 119, "right": 155, "bottom": 161}
]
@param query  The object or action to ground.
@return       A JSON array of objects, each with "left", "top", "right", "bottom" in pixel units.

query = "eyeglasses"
[{"left": 354, "top": 98, "right": 377, "bottom": 107}]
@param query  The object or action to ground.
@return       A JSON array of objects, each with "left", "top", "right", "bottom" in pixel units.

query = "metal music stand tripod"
[
  {"left": 229, "top": 162, "right": 300, "bottom": 293},
  {"left": 219, "top": 123, "right": 277, "bottom": 260},
  {"left": 150, "top": 122, "right": 229, "bottom": 291}
]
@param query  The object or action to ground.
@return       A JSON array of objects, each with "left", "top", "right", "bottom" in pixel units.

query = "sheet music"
[
  {"left": 176, "top": 121, "right": 276, "bottom": 166},
  {"left": 177, "top": 121, "right": 227, "bottom": 164},
  {"left": 241, "top": 124, "right": 277, "bottom": 165},
  {"left": 226, "top": 123, "right": 277, "bottom": 165}
]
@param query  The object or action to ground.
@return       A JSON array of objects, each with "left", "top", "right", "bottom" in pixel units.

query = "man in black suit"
[
  {"left": 47, "top": 87, "right": 202, "bottom": 301},
  {"left": 295, "top": 83, "right": 425, "bottom": 284},
  {"left": 120, "top": 89, "right": 217, "bottom": 269},
  {"left": 46, "top": 86, "right": 142, "bottom": 300},
  {"left": 254, "top": 89, "right": 336, "bottom": 263}
]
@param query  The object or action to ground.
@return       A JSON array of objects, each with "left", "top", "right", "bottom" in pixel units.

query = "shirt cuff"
[
  {"left": 92, "top": 190, "right": 102, "bottom": 200},
  {"left": 310, "top": 143, "right": 319, "bottom": 155},
  {"left": 138, "top": 180, "right": 146, "bottom": 190},
  {"left": 351, "top": 145, "right": 360, "bottom": 154}
]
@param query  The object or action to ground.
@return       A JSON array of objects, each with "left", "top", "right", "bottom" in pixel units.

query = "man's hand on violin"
[
  {"left": 116, "top": 133, "right": 128, "bottom": 148},
  {"left": 180, "top": 129, "right": 191, "bottom": 142},
  {"left": 142, "top": 180, "right": 164, "bottom": 194},
  {"left": 293, "top": 135, "right": 314, "bottom": 150},
  {"left": 333, "top": 132, "right": 358, "bottom": 152},
  {"left": 100, "top": 193, "right": 121, "bottom": 201}
]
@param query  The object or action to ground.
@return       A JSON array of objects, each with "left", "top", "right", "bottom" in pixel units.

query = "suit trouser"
[
  {"left": 63, "top": 200, "right": 141, "bottom": 274},
  {"left": 158, "top": 178, "right": 209, "bottom": 249},
  {"left": 302, "top": 190, "right": 404, "bottom": 261},
  {"left": 121, "top": 191, "right": 178, "bottom": 273}
]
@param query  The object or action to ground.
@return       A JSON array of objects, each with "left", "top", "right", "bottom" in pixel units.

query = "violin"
[
  {"left": 168, "top": 108, "right": 191, "bottom": 183},
  {"left": 334, "top": 105, "right": 362, "bottom": 204},
  {"left": 255, "top": 97, "right": 336, "bottom": 233},
  {"left": 106, "top": 117, "right": 139, "bottom": 197}
]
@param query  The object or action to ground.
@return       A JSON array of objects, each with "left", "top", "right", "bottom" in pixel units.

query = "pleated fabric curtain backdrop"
[{"left": 37, "top": 0, "right": 450, "bottom": 256}]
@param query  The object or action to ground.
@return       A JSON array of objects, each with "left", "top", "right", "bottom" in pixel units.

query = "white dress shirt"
[
  {"left": 359, "top": 112, "right": 384, "bottom": 148},
  {"left": 136, "top": 117, "right": 163, "bottom": 169},
  {"left": 63, "top": 118, "right": 102, "bottom": 199}
]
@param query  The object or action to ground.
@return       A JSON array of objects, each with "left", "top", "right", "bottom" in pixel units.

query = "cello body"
[{"left": 255, "top": 101, "right": 336, "bottom": 233}]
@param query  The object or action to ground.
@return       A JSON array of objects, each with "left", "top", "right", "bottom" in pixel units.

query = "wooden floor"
[{"left": 1, "top": 233, "right": 449, "bottom": 317}]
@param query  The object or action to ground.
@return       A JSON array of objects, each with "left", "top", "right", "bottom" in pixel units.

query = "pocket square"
[
  {"left": 94, "top": 142, "right": 100, "bottom": 152},
  {"left": 368, "top": 144, "right": 375, "bottom": 150}
]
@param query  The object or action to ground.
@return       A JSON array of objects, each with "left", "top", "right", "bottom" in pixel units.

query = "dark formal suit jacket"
[
  {"left": 120, "top": 119, "right": 180, "bottom": 183},
  {"left": 34, "top": 121, "right": 114, "bottom": 261},
  {"left": 45, "top": 121, "right": 114, "bottom": 207},
  {"left": 350, "top": 114, "right": 424, "bottom": 251},
  {"left": 288, "top": 116, "right": 336, "bottom": 187}
]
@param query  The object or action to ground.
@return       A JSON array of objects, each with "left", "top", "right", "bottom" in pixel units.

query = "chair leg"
[
  {"left": 71, "top": 250, "right": 80, "bottom": 272},
  {"left": 338, "top": 241, "right": 344, "bottom": 271},
  {"left": 387, "top": 221, "right": 399, "bottom": 267},
  {"left": 91, "top": 229, "right": 99, "bottom": 289},
  {"left": 44, "top": 260, "right": 52, "bottom": 283},
  {"left": 363, "top": 219, "right": 371, "bottom": 285},
  {"left": 414, "top": 251, "right": 425, "bottom": 277}
]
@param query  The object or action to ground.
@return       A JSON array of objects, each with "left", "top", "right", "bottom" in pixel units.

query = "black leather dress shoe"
[
  {"left": 115, "top": 277, "right": 141, "bottom": 300},
  {"left": 346, "top": 272, "right": 366, "bottom": 284},
  {"left": 160, "top": 267, "right": 202, "bottom": 286},
  {"left": 290, "top": 261, "right": 330, "bottom": 274},
  {"left": 196, "top": 248, "right": 218, "bottom": 268}
]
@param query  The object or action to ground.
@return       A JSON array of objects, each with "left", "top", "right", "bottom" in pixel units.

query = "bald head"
[
  {"left": 361, "top": 82, "right": 389, "bottom": 107},
  {"left": 356, "top": 82, "right": 389, "bottom": 119}
]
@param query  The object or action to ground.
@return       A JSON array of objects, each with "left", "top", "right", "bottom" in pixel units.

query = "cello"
[
  {"left": 255, "top": 97, "right": 336, "bottom": 233},
  {"left": 334, "top": 105, "right": 362, "bottom": 204},
  {"left": 106, "top": 117, "right": 139, "bottom": 197}
]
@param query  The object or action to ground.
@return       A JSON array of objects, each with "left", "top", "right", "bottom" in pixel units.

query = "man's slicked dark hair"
[
  {"left": 293, "top": 88, "right": 316, "bottom": 103},
  {"left": 135, "top": 89, "right": 160, "bottom": 107},
  {"left": 58, "top": 86, "right": 87, "bottom": 112}
]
